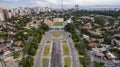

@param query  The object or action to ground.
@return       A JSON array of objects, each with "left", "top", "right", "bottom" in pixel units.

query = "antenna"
[
  {"left": 62, "top": 0, "right": 63, "bottom": 10},
  {"left": 50, "top": 3, "right": 52, "bottom": 8}
]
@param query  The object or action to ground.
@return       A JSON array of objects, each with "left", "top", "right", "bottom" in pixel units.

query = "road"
[
  {"left": 34, "top": 36, "right": 46, "bottom": 67},
  {"left": 71, "top": 19, "right": 94, "bottom": 67},
  {"left": 50, "top": 40, "right": 62, "bottom": 67}
]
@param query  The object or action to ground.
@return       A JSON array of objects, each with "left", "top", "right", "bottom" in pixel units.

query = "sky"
[{"left": 0, "top": 0, "right": 120, "bottom": 8}]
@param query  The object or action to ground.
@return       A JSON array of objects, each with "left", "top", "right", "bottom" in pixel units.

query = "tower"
[
  {"left": 75, "top": 5, "right": 79, "bottom": 11},
  {"left": 3, "top": 9, "right": 9, "bottom": 20},
  {"left": 61, "top": 0, "right": 63, "bottom": 11}
]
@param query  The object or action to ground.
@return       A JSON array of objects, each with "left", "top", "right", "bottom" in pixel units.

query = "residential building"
[
  {"left": 53, "top": 18, "right": 64, "bottom": 22},
  {"left": 3, "top": 9, "right": 9, "bottom": 20},
  {"left": 0, "top": 10, "right": 5, "bottom": 21}
]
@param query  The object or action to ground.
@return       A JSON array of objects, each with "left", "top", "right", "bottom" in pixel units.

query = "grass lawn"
[
  {"left": 46, "top": 40, "right": 51, "bottom": 45},
  {"left": 62, "top": 40, "right": 67, "bottom": 43},
  {"left": 79, "top": 57, "right": 85, "bottom": 66},
  {"left": 51, "top": 32, "right": 62, "bottom": 37},
  {"left": 94, "top": 61, "right": 104, "bottom": 67},
  {"left": 64, "top": 58, "right": 71, "bottom": 67},
  {"left": 52, "top": 22, "right": 63, "bottom": 26},
  {"left": 43, "top": 45, "right": 50, "bottom": 56},
  {"left": 62, "top": 45, "right": 70, "bottom": 56},
  {"left": 42, "top": 58, "right": 47, "bottom": 67},
  {"left": 79, "top": 57, "right": 90, "bottom": 67},
  {"left": 46, "top": 40, "right": 51, "bottom": 43}
]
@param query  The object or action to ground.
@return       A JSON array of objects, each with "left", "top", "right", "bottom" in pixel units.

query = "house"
[
  {"left": 92, "top": 48, "right": 104, "bottom": 57},
  {"left": 7, "top": 26, "right": 16, "bottom": 30},
  {"left": 88, "top": 28, "right": 102, "bottom": 36},
  {"left": 8, "top": 31, "right": 17, "bottom": 35},
  {"left": 8, "top": 31, "right": 14, "bottom": 35},
  {"left": 53, "top": 18, "right": 64, "bottom": 22},
  {"left": 106, "top": 52, "right": 116, "bottom": 59},
  {"left": 13, "top": 47, "right": 22, "bottom": 52},
  {"left": 80, "top": 16, "right": 94, "bottom": 22},
  {"left": 104, "top": 26, "right": 112, "bottom": 30},
  {"left": 14, "top": 41, "right": 22, "bottom": 46},
  {"left": 6, "top": 39, "right": 13, "bottom": 47},
  {"left": 100, "top": 47, "right": 107, "bottom": 52},
  {"left": 94, "top": 51, "right": 104, "bottom": 57},
  {"left": 80, "top": 23, "right": 92, "bottom": 29},
  {"left": 45, "top": 20, "right": 53, "bottom": 26},
  {"left": 114, "top": 33, "right": 120, "bottom": 38},
  {"left": 97, "top": 38, "right": 104, "bottom": 43},
  {"left": 0, "top": 46, "right": 12, "bottom": 59},
  {"left": 23, "top": 32, "right": 28, "bottom": 35},
  {"left": 90, "top": 38, "right": 97, "bottom": 42},
  {"left": 113, "top": 39, "right": 120, "bottom": 46},
  {"left": 114, "top": 21, "right": 119, "bottom": 26},
  {"left": 89, "top": 43, "right": 99, "bottom": 48},
  {"left": 88, "top": 30, "right": 101, "bottom": 35},
  {"left": 92, "top": 48, "right": 100, "bottom": 52},
  {"left": 83, "top": 34, "right": 89, "bottom": 39},
  {"left": 0, "top": 38, "right": 5, "bottom": 43},
  {"left": 104, "top": 20, "right": 110, "bottom": 25}
]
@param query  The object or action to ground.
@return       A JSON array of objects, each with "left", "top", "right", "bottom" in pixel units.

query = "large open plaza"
[{"left": 34, "top": 29, "right": 79, "bottom": 67}]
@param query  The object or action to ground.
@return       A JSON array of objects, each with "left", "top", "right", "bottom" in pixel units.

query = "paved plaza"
[{"left": 34, "top": 30, "right": 80, "bottom": 67}]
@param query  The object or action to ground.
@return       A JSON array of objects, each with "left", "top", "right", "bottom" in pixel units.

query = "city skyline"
[{"left": 0, "top": 0, "right": 120, "bottom": 9}]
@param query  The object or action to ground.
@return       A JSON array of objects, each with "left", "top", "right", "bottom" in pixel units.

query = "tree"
[
  {"left": 19, "top": 56, "right": 34, "bottom": 67},
  {"left": 40, "top": 23, "right": 49, "bottom": 31},
  {"left": 28, "top": 46, "right": 36, "bottom": 56},
  {"left": 64, "top": 23, "right": 75, "bottom": 33},
  {"left": 72, "top": 34, "right": 79, "bottom": 42},
  {"left": 95, "top": 17, "right": 105, "bottom": 26},
  {"left": 13, "top": 52, "right": 20, "bottom": 59},
  {"left": 0, "top": 50, "right": 3, "bottom": 55},
  {"left": 22, "top": 45, "right": 29, "bottom": 53},
  {"left": 103, "top": 37, "right": 112, "bottom": 45},
  {"left": 108, "top": 18, "right": 116, "bottom": 25},
  {"left": 64, "top": 65, "right": 68, "bottom": 67},
  {"left": 94, "top": 61, "right": 104, "bottom": 67},
  {"left": 19, "top": 58, "right": 26, "bottom": 66}
]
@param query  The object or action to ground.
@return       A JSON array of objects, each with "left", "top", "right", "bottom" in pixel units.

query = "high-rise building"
[
  {"left": 3, "top": 9, "right": 9, "bottom": 20},
  {"left": 75, "top": 5, "right": 79, "bottom": 11},
  {"left": 0, "top": 11, "right": 5, "bottom": 21},
  {"left": 8, "top": 12, "right": 12, "bottom": 18}
]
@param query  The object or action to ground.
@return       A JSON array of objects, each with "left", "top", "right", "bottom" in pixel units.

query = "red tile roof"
[
  {"left": 0, "top": 38, "right": 5, "bottom": 42},
  {"left": 14, "top": 41, "right": 22, "bottom": 46},
  {"left": 0, "top": 46, "right": 9, "bottom": 53},
  {"left": 114, "top": 33, "right": 120, "bottom": 37},
  {"left": 46, "top": 20, "right": 52, "bottom": 26}
]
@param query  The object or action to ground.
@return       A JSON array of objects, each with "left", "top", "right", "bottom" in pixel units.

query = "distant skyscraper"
[
  {"left": 75, "top": 5, "right": 79, "bottom": 11},
  {"left": 61, "top": 0, "right": 63, "bottom": 11},
  {"left": 0, "top": 10, "right": 5, "bottom": 21},
  {"left": 3, "top": 9, "right": 9, "bottom": 20}
]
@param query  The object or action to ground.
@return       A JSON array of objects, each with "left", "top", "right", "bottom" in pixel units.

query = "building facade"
[{"left": 3, "top": 9, "right": 9, "bottom": 20}]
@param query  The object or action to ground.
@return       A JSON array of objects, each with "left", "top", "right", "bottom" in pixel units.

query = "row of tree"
[
  {"left": 20, "top": 23, "right": 49, "bottom": 67},
  {"left": 72, "top": 10, "right": 120, "bottom": 18},
  {"left": 64, "top": 23, "right": 90, "bottom": 67}
]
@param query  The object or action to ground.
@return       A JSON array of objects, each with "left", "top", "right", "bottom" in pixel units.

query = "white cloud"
[
  {"left": 33, "top": 0, "right": 120, "bottom": 8},
  {"left": 3, "top": 0, "right": 20, "bottom": 2},
  {"left": 41, "top": 0, "right": 120, "bottom": 5},
  {"left": 1, "top": 0, "right": 120, "bottom": 8}
]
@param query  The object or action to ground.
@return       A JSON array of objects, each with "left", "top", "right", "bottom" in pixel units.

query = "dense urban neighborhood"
[{"left": 0, "top": 5, "right": 120, "bottom": 67}]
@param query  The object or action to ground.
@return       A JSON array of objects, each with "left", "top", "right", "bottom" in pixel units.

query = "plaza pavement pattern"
[{"left": 34, "top": 30, "right": 80, "bottom": 67}]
